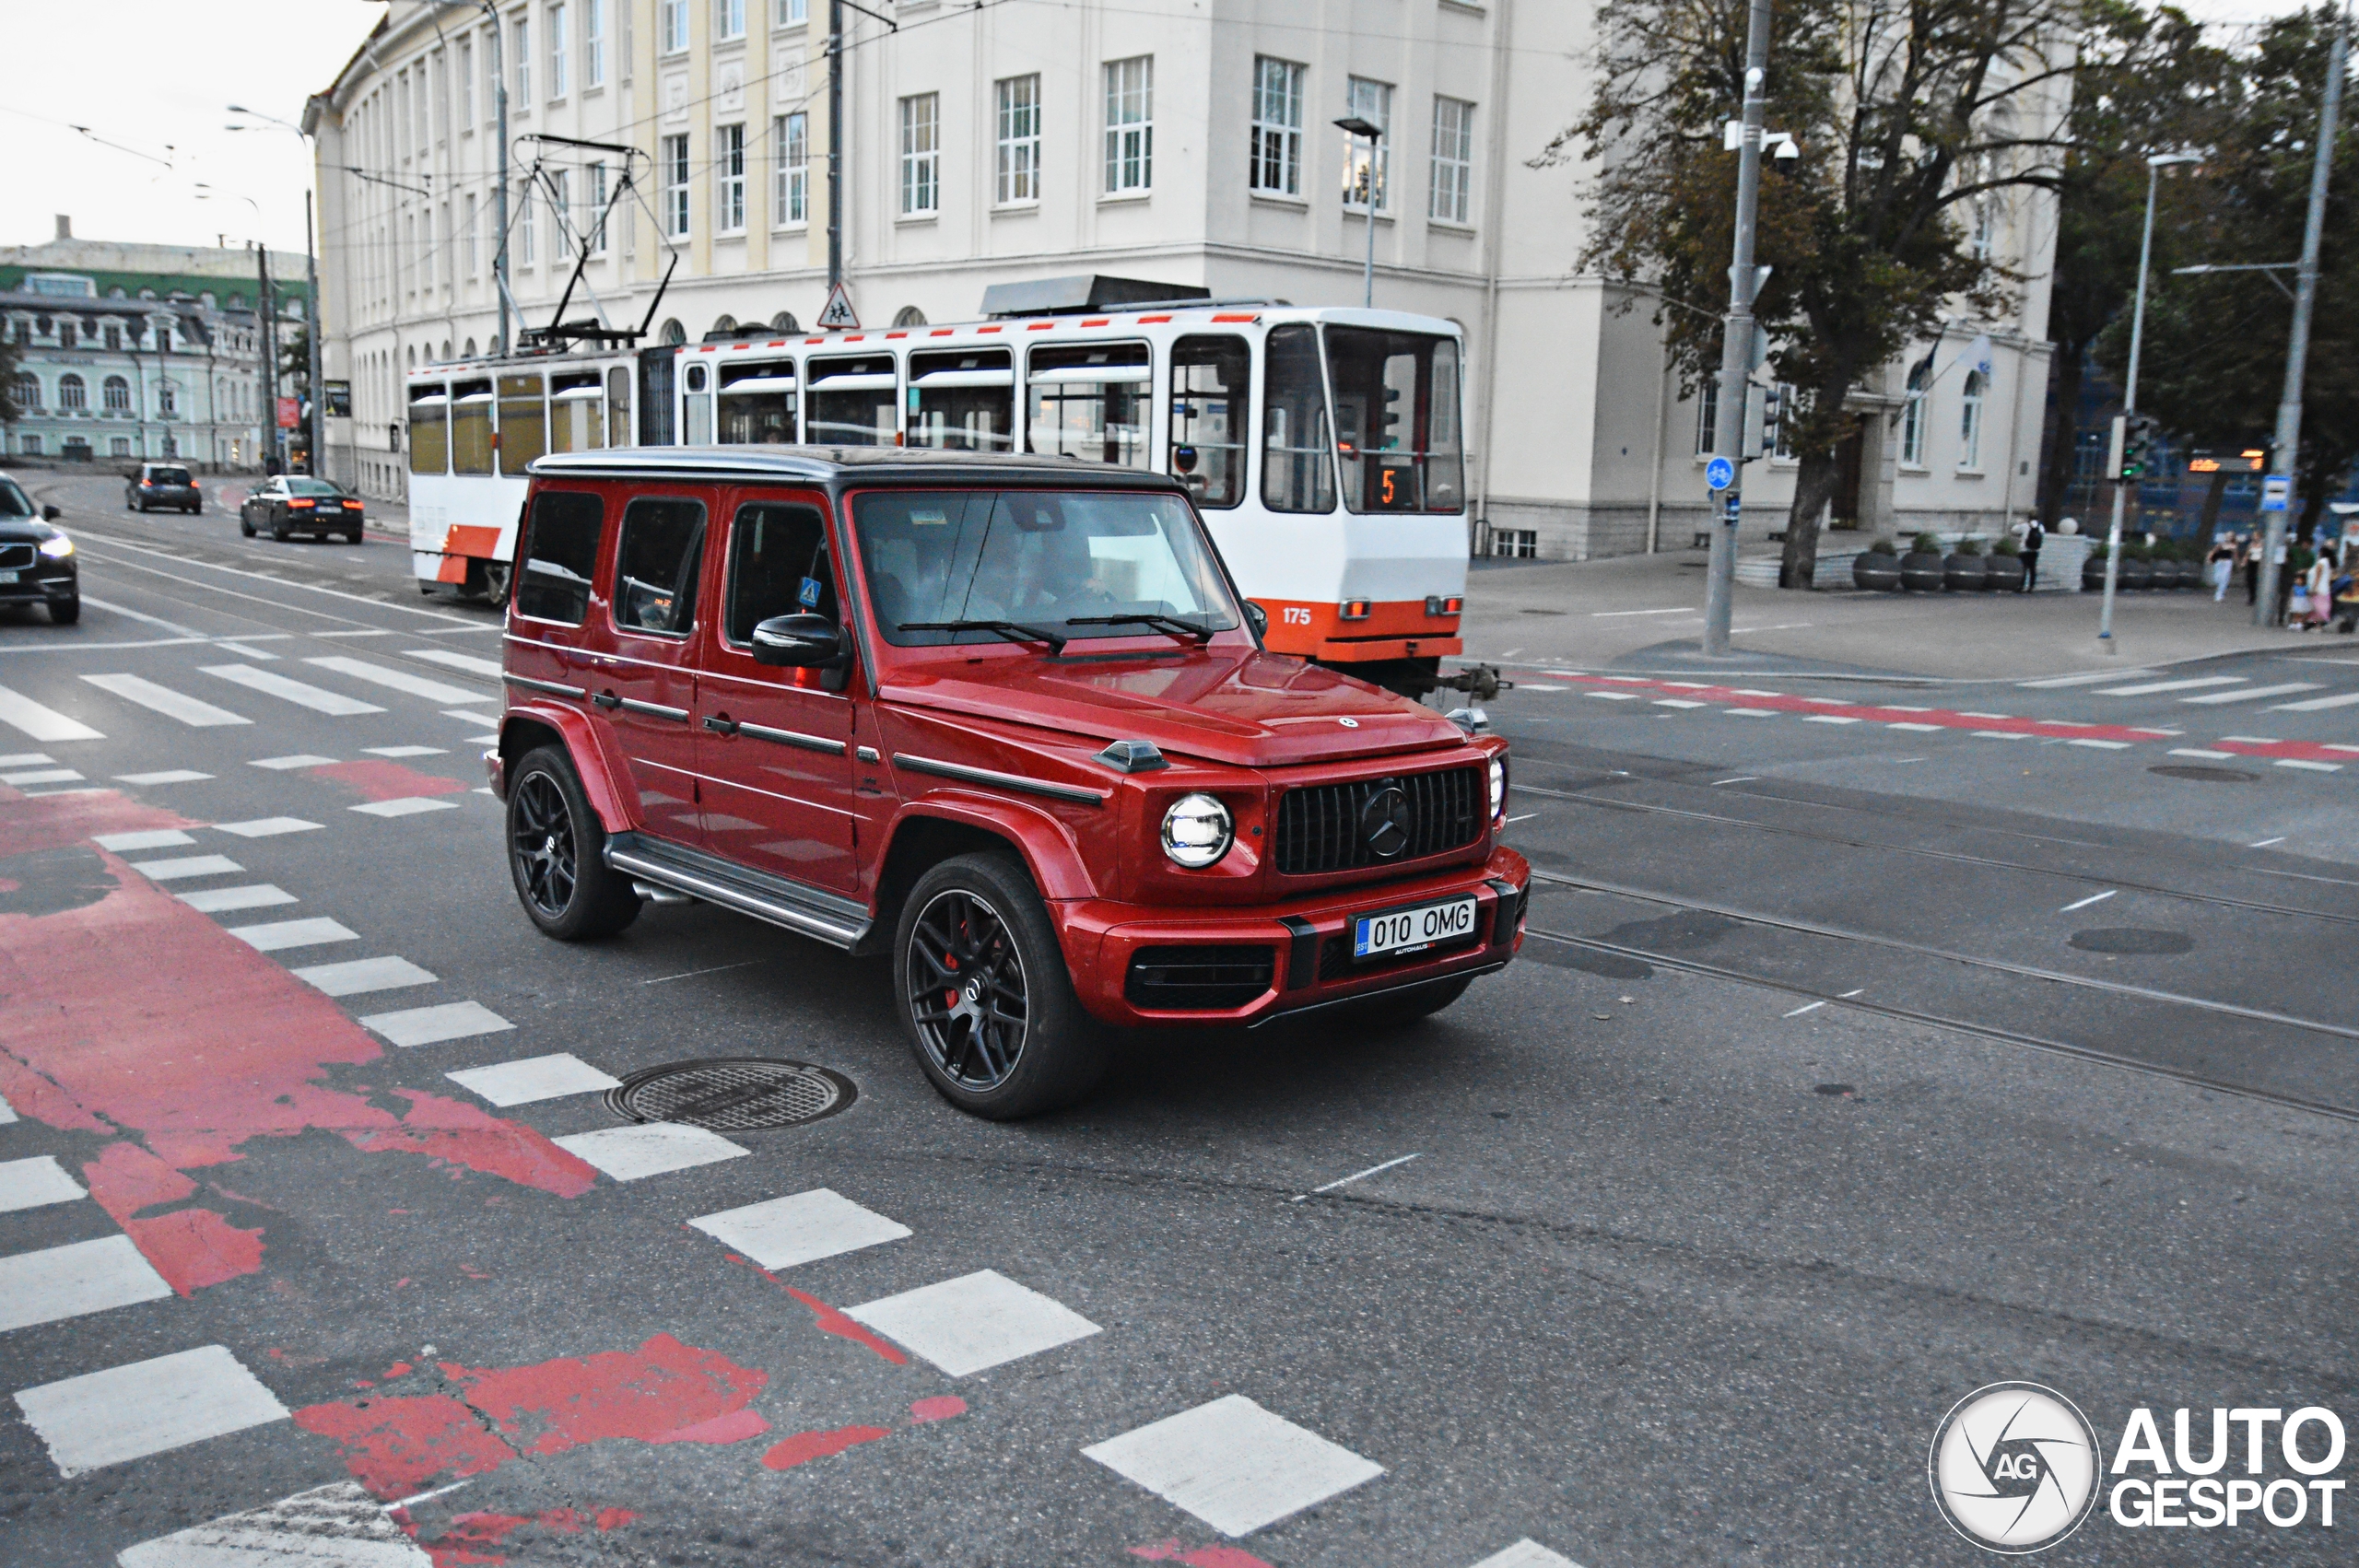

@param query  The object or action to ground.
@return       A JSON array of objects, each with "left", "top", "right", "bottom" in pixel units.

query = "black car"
[
  {"left": 126, "top": 462, "right": 203, "bottom": 513},
  {"left": 241, "top": 476, "right": 366, "bottom": 543},
  {"left": 0, "top": 473, "right": 80, "bottom": 624}
]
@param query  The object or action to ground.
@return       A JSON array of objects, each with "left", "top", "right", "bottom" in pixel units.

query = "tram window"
[
  {"left": 719, "top": 360, "right": 798, "bottom": 443},
  {"left": 607, "top": 367, "right": 634, "bottom": 448},
  {"left": 1027, "top": 342, "right": 1151, "bottom": 468},
  {"left": 498, "top": 373, "right": 547, "bottom": 474},
  {"left": 408, "top": 385, "right": 450, "bottom": 474},
  {"left": 516, "top": 490, "right": 604, "bottom": 625},
  {"left": 1323, "top": 326, "right": 1464, "bottom": 513},
  {"left": 452, "top": 380, "right": 495, "bottom": 474},
  {"left": 1261, "top": 323, "right": 1335, "bottom": 513},
  {"left": 682, "top": 360, "right": 713, "bottom": 444},
  {"left": 908, "top": 348, "right": 1014, "bottom": 452},
  {"left": 1167, "top": 335, "right": 1250, "bottom": 509},
  {"left": 550, "top": 374, "right": 605, "bottom": 452},
  {"left": 806, "top": 355, "right": 898, "bottom": 446}
]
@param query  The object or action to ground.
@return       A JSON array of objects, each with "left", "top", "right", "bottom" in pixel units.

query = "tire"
[
  {"left": 1329, "top": 974, "right": 1473, "bottom": 1032},
  {"left": 240, "top": 515, "right": 255, "bottom": 537},
  {"left": 270, "top": 521, "right": 289, "bottom": 542},
  {"left": 48, "top": 596, "right": 80, "bottom": 626},
  {"left": 894, "top": 852, "right": 1106, "bottom": 1119},
  {"left": 344, "top": 531, "right": 363, "bottom": 544},
  {"left": 504, "top": 745, "right": 641, "bottom": 941}
]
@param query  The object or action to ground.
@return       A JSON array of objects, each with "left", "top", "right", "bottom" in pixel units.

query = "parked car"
[
  {"left": 241, "top": 476, "right": 366, "bottom": 543},
  {"left": 0, "top": 473, "right": 81, "bottom": 624},
  {"left": 490, "top": 448, "right": 1528, "bottom": 1118},
  {"left": 125, "top": 462, "right": 202, "bottom": 514}
]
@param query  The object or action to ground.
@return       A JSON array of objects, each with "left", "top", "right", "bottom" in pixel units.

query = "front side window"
[
  {"left": 663, "top": 134, "right": 691, "bottom": 237},
  {"left": 409, "top": 386, "right": 450, "bottom": 473},
  {"left": 1105, "top": 56, "right": 1153, "bottom": 193},
  {"left": 718, "top": 123, "right": 747, "bottom": 232},
  {"left": 776, "top": 112, "right": 808, "bottom": 225},
  {"left": 900, "top": 94, "right": 939, "bottom": 215},
  {"left": 909, "top": 348, "right": 1014, "bottom": 452},
  {"left": 806, "top": 355, "right": 897, "bottom": 445},
  {"left": 719, "top": 360, "right": 796, "bottom": 442},
  {"left": 1261, "top": 323, "right": 1334, "bottom": 513},
  {"left": 518, "top": 489, "right": 604, "bottom": 624},
  {"left": 1344, "top": 77, "right": 1391, "bottom": 210},
  {"left": 852, "top": 489, "right": 1239, "bottom": 648},
  {"left": 1326, "top": 325, "right": 1462, "bottom": 512},
  {"left": 996, "top": 76, "right": 1040, "bottom": 204},
  {"left": 1168, "top": 335, "right": 1250, "bottom": 509},
  {"left": 1028, "top": 342, "right": 1150, "bottom": 468},
  {"left": 498, "top": 372, "right": 547, "bottom": 474},
  {"left": 613, "top": 497, "right": 707, "bottom": 635},
  {"left": 1430, "top": 97, "right": 1474, "bottom": 224},
  {"left": 725, "top": 501, "right": 838, "bottom": 645},
  {"left": 1959, "top": 369, "right": 1986, "bottom": 470},
  {"left": 1251, "top": 57, "right": 1304, "bottom": 195}
]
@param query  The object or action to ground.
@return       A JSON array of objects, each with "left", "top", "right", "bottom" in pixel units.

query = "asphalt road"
[{"left": 1, "top": 468, "right": 2353, "bottom": 1567}]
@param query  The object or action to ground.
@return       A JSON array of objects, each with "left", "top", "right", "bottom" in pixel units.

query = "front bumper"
[
  {"left": 1060, "top": 845, "right": 1530, "bottom": 1027},
  {"left": 0, "top": 563, "right": 76, "bottom": 605}
]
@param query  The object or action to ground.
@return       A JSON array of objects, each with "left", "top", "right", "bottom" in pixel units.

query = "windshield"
[
  {"left": 148, "top": 467, "right": 193, "bottom": 486},
  {"left": 1323, "top": 325, "right": 1464, "bottom": 514},
  {"left": 0, "top": 478, "right": 34, "bottom": 518},
  {"left": 851, "top": 489, "right": 1241, "bottom": 648},
  {"left": 287, "top": 478, "right": 344, "bottom": 497}
]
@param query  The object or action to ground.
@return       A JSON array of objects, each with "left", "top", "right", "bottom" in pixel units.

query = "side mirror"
[
  {"left": 1241, "top": 600, "right": 1268, "bottom": 642},
  {"left": 41, "top": 506, "right": 61, "bottom": 521},
  {"left": 749, "top": 612, "right": 847, "bottom": 669}
]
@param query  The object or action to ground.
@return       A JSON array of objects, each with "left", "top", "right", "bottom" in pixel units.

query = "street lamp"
[
  {"left": 227, "top": 106, "right": 325, "bottom": 477},
  {"left": 2095, "top": 150, "right": 2201, "bottom": 652},
  {"left": 1334, "top": 115, "right": 1384, "bottom": 309}
]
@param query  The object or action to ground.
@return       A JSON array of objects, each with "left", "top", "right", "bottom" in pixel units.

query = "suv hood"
[{"left": 882, "top": 647, "right": 1470, "bottom": 767}]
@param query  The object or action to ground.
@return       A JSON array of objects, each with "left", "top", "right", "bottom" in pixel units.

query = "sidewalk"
[{"left": 1458, "top": 551, "right": 2323, "bottom": 683}]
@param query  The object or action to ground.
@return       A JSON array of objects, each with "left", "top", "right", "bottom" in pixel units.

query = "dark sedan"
[
  {"left": 125, "top": 462, "right": 203, "bottom": 513},
  {"left": 241, "top": 476, "right": 366, "bottom": 543},
  {"left": 0, "top": 473, "right": 80, "bottom": 624}
]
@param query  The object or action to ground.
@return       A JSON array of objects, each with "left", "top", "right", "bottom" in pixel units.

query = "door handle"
[
  {"left": 591, "top": 691, "right": 621, "bottom": 710},
  {"left": 703, "top": 714, "right": 739, "bottom": 735}
]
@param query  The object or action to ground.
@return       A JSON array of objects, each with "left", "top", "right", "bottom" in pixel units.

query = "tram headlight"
[{"left": 1160, "top": 793, "right": 1233, "bottom": 869}]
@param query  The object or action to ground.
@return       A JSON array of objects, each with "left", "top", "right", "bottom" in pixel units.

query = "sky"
[
  {"left": 1, "top": 0, "right": 383, "bottom": 258},
  {"left": 0, "top": 0, "right": 2326, "bottom": 261}
]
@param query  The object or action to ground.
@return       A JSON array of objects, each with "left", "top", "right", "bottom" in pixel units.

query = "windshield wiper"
[
  {"left": 1063, "top": 613, "right": 1215, "bottom": 643},
  {"left": 898, "top": 618, "right": 1069, "bottom": 654}
]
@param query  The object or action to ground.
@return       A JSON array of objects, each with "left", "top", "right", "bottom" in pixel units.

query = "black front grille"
[
  {"left": 0, "top": 544, "right": 34, "bottom": 570},
  {"left": 1273, "top": 766, "right": 1483, "bottom": 876},
  {"left": 1125, "top": 945, "right": 1277, "bottom": 1012}
]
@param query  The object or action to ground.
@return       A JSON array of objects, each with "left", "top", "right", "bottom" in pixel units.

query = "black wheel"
[
  {"left": 48, "top": 597, "right": 80, "bottom": 626},
  {"left": 344, "top": 530, "right": 363, "bottom": 544},
  {"left": 1330, "top": 974, "right": 1474, "bottom": 1032},
  {"left": 894, "top": 852, "right": 1104, "bottom": 1118},
  {"left": 189, "top": 504, "right": 202, "bottom": 515},
  {"left": 270, "top": 520, "right": 289, "bottom": 542},
  {"left": 505, "top": 746, "right": 640, "bottom": 941},
  {"left": 240, "top": 515, "right": 255, "bottom": 537}
]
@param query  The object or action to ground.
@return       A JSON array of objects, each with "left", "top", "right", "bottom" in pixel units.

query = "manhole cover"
[
  {"left": 2148, "top": 765, "right": 2261, "bottom": 783},
  {"left": 605, "top": 1058, "right": 856, "bottom": 1131},
  {"left": 2070, "top": 928, "right": 2195, "bottom": 955}
]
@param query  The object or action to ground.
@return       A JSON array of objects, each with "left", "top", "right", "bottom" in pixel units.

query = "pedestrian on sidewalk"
[
  {"left": 2018, "top": 518, "right": 2043, "bottom": 591},
  {"left": 2245, "top": 535, "right": 2263, "bottom": 605},
  {"left": 2277, "top": 539, "right": 2309, "bottom": 626},
  {"left": 2301, "top": 549, "right": 2333, "bottom": 629},
  {"left": 2209, "top": 534, "right": 2238, "bottom": 600}
]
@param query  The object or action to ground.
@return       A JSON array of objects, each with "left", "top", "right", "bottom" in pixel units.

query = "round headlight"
[
  {"left": 1160, "top": 792, "right": 1234, "bottom": 869},
  {"left": 1488, "top": 755, "right": 1508, "bottom": 822}
]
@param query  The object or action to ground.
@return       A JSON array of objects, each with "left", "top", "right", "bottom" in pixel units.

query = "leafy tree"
[
  {"left": 0, "top": 330, "right": 20, "bottom": 427},
  {"left": 2102, "top": 6, "right": 2358, "bottom": 539}
]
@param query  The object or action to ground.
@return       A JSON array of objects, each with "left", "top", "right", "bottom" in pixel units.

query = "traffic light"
[
  {"left": 2119, "top": 415, "right": 2159, "bottom": 479},
  {"left": 1759, "top": 383, "right": 1783, "bottom": 456}
]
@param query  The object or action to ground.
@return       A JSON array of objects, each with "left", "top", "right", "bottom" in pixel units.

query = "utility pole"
[
  {"left": 827, "top": 0, "right": 844, "bottom": 292},
  {"left": 304, "top": 189, "right": 323, "bottom": 475},
  {"left": 1701, "top": 0, "right": 1772, "bottom": 658},
  {"left": 2255, "top": 5, "right": 2346, "bottom": 626},
  {"left": 2098, "top": 152, "right": 2198, "bottom": 649},
  {"left": 255, "top": 241, "right": 280, "bottom": 474}
]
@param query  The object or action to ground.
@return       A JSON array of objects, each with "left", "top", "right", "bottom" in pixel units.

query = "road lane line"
[
  {"left": 13, "top": 1345, "right": 289, "bottom": 1476},
  {"left": 251, "top": 754, "right": 336, "bottom": 769},
  {"left": 93, "top": 830, "right": 194, "bottom": 852},
  {"left": 2182, "top": 682, "right": 2322, "bottom": 705},
  {"left": 202, "top": 663, "right": 384, "bottom": 716},
  {"left": 358, "top": 1000, "right": 513, "bottom": 1047},
  {"left": 1782, "top": 1000, "right": 1825, "bottom": 1016},
  {"left": 127, "top": 855, "right": 244, "bottom": 883},
  {"left": 350, "top": 797, "right": 462, "bottom": 817},
  {"left": 1290, "top": 1152, "right": 1422, "bottom": 1202},
  {"left": 303, "top": 656, "right": 486, "bottom": 706},
  {"left": 0, "top": 685, "right": 105, "bottom": 742},
  {"left": 113, "top": 769, "right": 212, "bottom": 785},
  {"left": 2093, "top": 675, "right": 2244, "bottom": 696},
  {"left": 214, "top": 817, "right": 323, "bottom": 837},
  {"left": 2060, "top": 890, "right": 2117, "bottom": 912},
  {"left": 2018, "top": 669, "right": 2161, "bottom": 686},
  {"left": 2169, "top": 748, "right": 2235, "bottom": 759},
  {"left": 81, "top": 673, "right": 248, "bottom": 728},
  {"left": 2270, "top": 690, "right": 2359, "bottom": 711},
  {"left": 403, "top": 648, "right": 504, "bottom": 677},
  {"left": 290, "top": 956, "right": 439, "bottom": 997},
  {"left": 176, "top": 884, "right": 297, "bottom": 913},
  {"left": 225, "top": 918, "right": 358, "bottom": 953},
  {"left": 2275, "top": 758, "right": 2342, "bottom": 772},
  {"left": 0, "top": 1235, "right": 176, "bottom": 1335}
]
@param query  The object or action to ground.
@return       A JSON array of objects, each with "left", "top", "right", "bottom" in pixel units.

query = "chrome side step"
[{"left": 604, "top": 831, "right": 871, "bottom": 950}]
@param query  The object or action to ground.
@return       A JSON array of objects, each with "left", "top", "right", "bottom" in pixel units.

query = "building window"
[
  {"left": 482, "top": 28, "right": 499, "bottom": 117},
  {"left": 513, "top": 17, "right": 531, "bottom": 104},
  {"left": 104, "top": 323, "right": 121, "bottom": 350},
  {"left": 716, "top": 0, "right": 744, "bottom": 42},
  {"left": 589, "top": 162, "right": 609, "bottom": 252},
  {"left": 1344, "top": 77, "right": 1391, "bottom": 210},
  {"left": 103, "top": 375, "right": 130, "bottom": 411},
  {"left": 776, "top": 0, "right": 804, "bottom": 22},
  {"left": 548, "top": 170, "right": 571, "bottom": 257},
  {"left": 158, "top": 380, "right": 176, "bottom": 415},
  {"left": 460, "top": 37, "right": 475, "bottom": 127},
  {"left": 466, "top": 193, "right": 480, "bottom": 275},
  {"left": 1900, "top": 358, "right": 1930, "bottom": 467},
  {"left": 1959, "top": 369, "right": 1986, "bottom": 469},
  {"left": 717, "top": 123, "right": 746, "bottom": 232},
  {"left": 1695, "top": 374, "right": 1720, "bottom": 456},
  {"left": 1251, "top": 57, "right": 1305, "bottom": 196},
  {"left": 7, "top": 373, "right": 33, "bottom": 410},
  {"left": 660, "top": 0, "right": 688, "bottom": 53},
  {"left": 663, "top": 134, "right": 691, "bottom": 236},
  {"left": 1430, "top": 96, "right": 1474, "bottom": 224},
  {"left": 1104, "top": 56, "right": 1153, "bottom": 193},
  {"left": 548, "top": 4, "right": 569, "bottom": 99},
  {"left": 111, "top": 437, "right": 131, "bottom": 457},
  {"left": 585, "top": 0, "right": 604, "bottom": 88},
  {"left": 58, "top": 322, "right": 76, "bottom": 350},
  {"left": 58, "top": 373, "right": 87, "bottom": 410},
  {"left": 519, "top": 184, "right": 536, "bottom": 264},
  {"left": 1771, "top": 381, "right": 1796, "bottom": 461},
  {"left": 1491, "top": 528, "right": 1537, "bottom": 559},
  {"left": 20, "top": 436, "right": 40, "bottom": 455},
  {"left": 425, "top": 206, "right": 439, "bottom": 290},
  {"left": 996, "top": 75, "right": 1040, "bottom": 205},
  {"left": 775, "top": 112, "right": 807, "bottom": 225},
  {"left": 900, "top": 93, "right": 939, "bottom": 215}
]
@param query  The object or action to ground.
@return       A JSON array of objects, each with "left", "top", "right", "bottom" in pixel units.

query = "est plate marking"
[{"left": 1354, "top": 895, "right": 1477, "bottom": 960}]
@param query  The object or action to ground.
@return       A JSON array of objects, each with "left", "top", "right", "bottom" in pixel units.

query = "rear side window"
[
  {"left": 725, "top": 502, "right": 839, "bottom": 645},
  {"left": 516, "top": 491, "right": 604, "bottom": 624},
  {"left": 613, "top": 497, "right": 707, "bottom": 636}
]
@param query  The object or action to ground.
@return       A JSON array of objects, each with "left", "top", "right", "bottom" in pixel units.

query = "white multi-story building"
[{"left": 307, "top": 1, "right": 2059, "bottom": 557}]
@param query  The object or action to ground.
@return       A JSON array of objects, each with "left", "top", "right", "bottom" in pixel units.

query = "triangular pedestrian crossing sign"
[{"left": 816, "top": 282, "right": 859, "bottom": 330}]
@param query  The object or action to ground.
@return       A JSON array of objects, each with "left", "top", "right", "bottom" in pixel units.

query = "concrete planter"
[
  {"left": 2083, "top": 553, "right": 2111, "bottom": 591},
  {"left": 1943, "top": 554, "right": 1989, "bottom": 591},
  {"left": 1899, "top": 551, "right": 1947, "bottom": 591},
  {"left": 1984, "top": 555, "right": 2026, "bottom": 591},
  {"left": 1853, "top": 552, "right": 1904, "bottom": 591}
]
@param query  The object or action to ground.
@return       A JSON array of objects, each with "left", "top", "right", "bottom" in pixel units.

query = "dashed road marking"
[
  {"left": 2060, "top": 890, "right": 2118, "bottom": 912},
  {"left": 290, "top": 956, "right": 439, "bottom": 998},
  {"left": 1, "top": 767, "right": 81, "bottom": 785},
  {"left": 225, "top": 917, "right": 358, "bottom": 953},
  {"left": 250, "top": 754, "right": 336, "bottom": 769},
  {"left": 446, "top": 1052, "right": 621, "bottom": 1106},
  {"left": 1467, "top": 1541, "right": 1582, "bottom": 1568},
  {"left": 1084, "top": 1394, "right": 1384, "bottom": 1538},
  {"left": 2093, "top": 676, "right": 2244, "bottom": 696},
  {"left": 304, "top": 655, "right": 486, "bottom": 707},
  {"left": 2183, "top": 682, "right": 2323, "bottom": 705},
  {"left": 2271, "top": 690, "right": 2359, "bottom": 711},
  {"left": 0, "top": 684, "right": 105, "bottom": 742},
  {"left": 0, "top": 1235, "right": 175, "bottom": 1334},
  {"left": 847, "top": 1270, "right": 1102, "bottom": 1377},
  {"left": 0, "top": 1155, "right": 87, "bottom": 1213},
  {"left": 2168, "top": 748, "right": 2235, "bottom": 760},
  {"left": 690, "top": 1188, "right": 914, "bottom": 1270},
  {"left": 114, "top": 770, "right": 212, "bottom": 785},
  {"left": 552, "top": 1122, "right": 749, "bottom": 1182},
  {"left": 363, "top": 745, "right": 448, "bottom": 757},
  {"left": 350, "top": 797, "right": 461, "bottom": 818},
  {"left": 1289, "top": 1152, "right": 1422, "bottom": 1203},
  {"left": 14, "top": 1345, "right": 288, "bottom": 1477},
  {"left": 358, "top": 1000, "right": 513, "bottom": 1047},
  {"left": 93, "top": 830, "right": 194, "bottom": 853},
  {"left": 176, "top": 884, "right": 298, "bottom": 913},
  {"left": 2275, "top": 758, "right": 2342, "bottom": 773},
  {"left": 405, "top": 648, "right": 505, "bottom": 678},
  {"left": 2018, "top": 669, "right": 2160, "bottom": 687},
  {"left": 127, "top": 855, "right": 244, "bottom": 882},
  {"left": 202, "top": 662, "right": 384, "bottom": 716},
  {"left": 118, "top": 1480, "right": 433, "bottom": 1568},
  {"left": 215, "top": 816, "right": 323, "bottom": 837},
  {"left": 82, "top": 673, "right": 249, "bottom": 728},
  {"left": 2068, "top": 739, "right": 2131, "bottom": 750}
]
